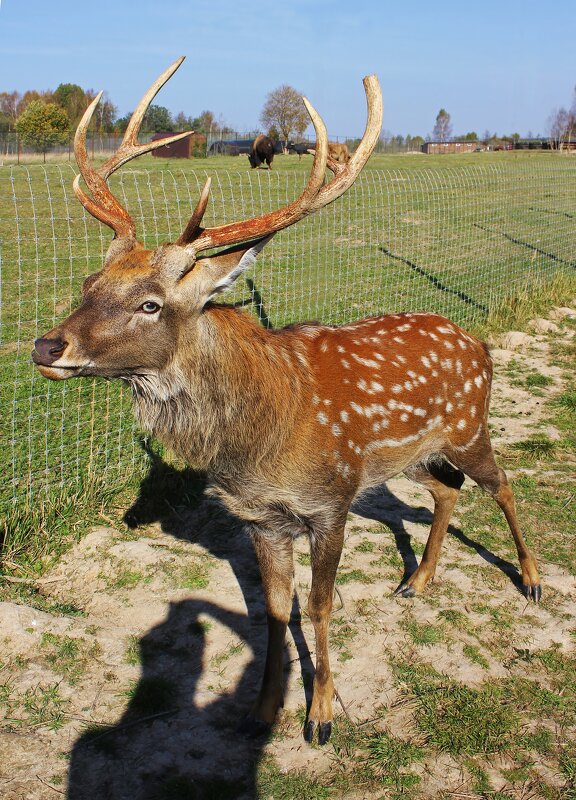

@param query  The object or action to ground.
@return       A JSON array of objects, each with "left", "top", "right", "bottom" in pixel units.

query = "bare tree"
[
  {"left": 0, "top": 91, "right": 21, "bottom": 130},
  {"left": 433, "top": 108, "right": 452, "bottom": 142},
  {"left": 260, "top": 85, "right": 309, "bottom": 150}
]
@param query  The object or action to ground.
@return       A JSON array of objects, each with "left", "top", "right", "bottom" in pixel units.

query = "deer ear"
[{"left": 181, "top": 234, "right": 274, "bottom": 304}]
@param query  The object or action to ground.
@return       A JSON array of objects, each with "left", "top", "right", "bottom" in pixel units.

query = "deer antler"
[
  {"left": 178, "top": 75, "right": 383, "bottom": 253},
  {"left": 73, "top": 60, "right": 383, "bottom": 250},
  {"left": 73, "top": 57, "right": 194, "bottom": 239}
]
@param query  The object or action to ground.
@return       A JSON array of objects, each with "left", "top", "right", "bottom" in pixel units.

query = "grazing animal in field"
[
  {"left": 328, "top": 142, "right": 350, "bottom": 163},
  {"left": 289, "top": 141, "right": 313, "bottom": 159},
  {"left": 32, "top": 57, "right": 540, "bottom": 747},
  {"left": 248, "top": 134, "right": 275, "bottom": 169}
]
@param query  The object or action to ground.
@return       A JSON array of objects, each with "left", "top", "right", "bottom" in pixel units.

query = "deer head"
[{"left": 32, "top": 57, "right": 383, "bottom": 383}]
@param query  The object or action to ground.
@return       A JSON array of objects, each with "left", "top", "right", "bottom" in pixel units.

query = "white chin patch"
[{"left": 36, "top": 364, "right": 81, "bottom": 381}]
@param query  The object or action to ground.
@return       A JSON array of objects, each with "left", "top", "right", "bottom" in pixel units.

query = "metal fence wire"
[{"left": 1, "top": 161, "right": 575, "bottom": 512}]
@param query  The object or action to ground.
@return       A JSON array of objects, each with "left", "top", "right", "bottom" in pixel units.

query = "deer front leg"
[
  {"left": 243, "top": 526, "right": 294, "bottom": 734},
  {"left": 304, "top": 525, "right": 345, "bottom": 746}
]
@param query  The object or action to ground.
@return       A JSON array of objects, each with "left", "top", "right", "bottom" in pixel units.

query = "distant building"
[
  {"left": 150, "top": 132, "right": 206, "bottom": 158},
  {"left": 422, "top": 141, "right": 480, "bottom": 155}
]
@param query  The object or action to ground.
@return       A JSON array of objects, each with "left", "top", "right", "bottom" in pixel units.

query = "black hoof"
[
  {"left": 525, "top": 584, "right": 542, "bottom": 603},
  {"left": 304, "top": 720, "right": 316, "bottom": 743},
  {"left": 394, "top": 583, "right": 416, "bottom": 598},
  {"left": 304, "top": 719, "right": 332, "bottom": 745},
  {"left": 318, "top": 721, "right": 332, "bottom": 746},
  {"left": 237, "top": 715, "right": 271, "bottom": 739}
]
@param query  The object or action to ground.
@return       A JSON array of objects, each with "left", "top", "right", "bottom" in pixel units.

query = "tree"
[
  {"left": 197, "top": 110, "right": 216, "bottom": 134},
  {"left": 260, "top": 85, "right": 309, "bottom": 149},
  {"left": 142, "top": 104, "right": 174, "bottom": 132},
  {"left": 16, "top": 100, "right": 69, "bottom": 161},
  {"left": 462, "top": 131, "right": 478, "bottom": 141},
  {"left": 432, "top": 108, "right": 452, "bottom": 142},
  {"left": 93, "top": 94, "right": 117, "bottom": 135},
  {"left": 0, "top": 91, "right": 21, "bottom": 130},
  {"left": 53, "top": 83, "right": 94, "bottom": 128}
]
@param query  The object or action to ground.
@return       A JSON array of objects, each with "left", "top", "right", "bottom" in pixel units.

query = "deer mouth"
[{"left": 33, "top": 360, "right": 86, "bottom": 380}]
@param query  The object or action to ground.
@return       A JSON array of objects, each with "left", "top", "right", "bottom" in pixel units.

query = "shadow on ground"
[{"left": 67, "top": 447, "right": 525, "bottom": 799}]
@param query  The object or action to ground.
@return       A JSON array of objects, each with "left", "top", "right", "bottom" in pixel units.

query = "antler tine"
[
  {"left": 180, "top": 96, "right": 330, "bottom": 253},
  {"left": 176, "top": 177, "right": 212, "bottom": 245},
  {"left": 73, "top": 57, "right": 193, "bottom": 239},
  {"left": 180, "top": 76, "right": 382, "bottom": 254},
  {"left": 98, "top": 57, "right": 193, "bottom": 179},
  {"left": 310, "top": 75, "right": 382, "bottom": 210}
]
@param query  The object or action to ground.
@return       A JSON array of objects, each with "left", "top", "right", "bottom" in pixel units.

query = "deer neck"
[{"left": 128, "top": 305, "right": 311, "bottom": 474}]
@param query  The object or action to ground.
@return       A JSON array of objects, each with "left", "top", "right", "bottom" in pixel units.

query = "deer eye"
[{"left": 139, "top": 301, "right": 161, "bottom": 314}]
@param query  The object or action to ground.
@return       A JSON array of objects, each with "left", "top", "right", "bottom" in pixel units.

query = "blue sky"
[{"left": 1, "top": 0, "right": 574, "bottom": 139}]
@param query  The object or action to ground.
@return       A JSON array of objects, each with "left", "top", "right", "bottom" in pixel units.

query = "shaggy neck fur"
[{"left": 128, "top": 305, "right": 313, "bottom": 478}]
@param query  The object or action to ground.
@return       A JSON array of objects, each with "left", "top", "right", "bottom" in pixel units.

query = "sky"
[{"left": 0, "top": 0, "right": 574, "bottom": 140}]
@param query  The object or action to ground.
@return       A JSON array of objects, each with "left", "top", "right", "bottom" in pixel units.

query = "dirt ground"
[{"left": 1, "top": 307, "right": 575, "bottom": 800}]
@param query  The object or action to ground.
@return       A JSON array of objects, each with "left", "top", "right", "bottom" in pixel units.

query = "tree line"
[
  {"left": 3, "top": 80, "right": 560, "bottom": 162},
  {"left": 0, "top": 83, "right": 228, "bottom": 160}
]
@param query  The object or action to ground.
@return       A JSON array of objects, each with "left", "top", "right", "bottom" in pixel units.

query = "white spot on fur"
[
  {"left": 340, "top": 410, "right": 350, "bottom": 423},
  {"left": 317, "top": 411, "right": 328, "bottom": 425},
  {"left": 351, "top": 353, "right": 380, "bottom": 368},
  {"left": 457, "top": 419, "right": 467, "bottom": 430}
]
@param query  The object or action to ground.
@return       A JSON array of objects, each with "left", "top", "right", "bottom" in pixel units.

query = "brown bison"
[
  {"left": 328, "top": 142, "right": 350, "bottom": 163},
  {"left": 248, "top": 134, "right": 275, "bottom": 169}
]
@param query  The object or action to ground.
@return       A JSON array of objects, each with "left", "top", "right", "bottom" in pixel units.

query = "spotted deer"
[{"left": 32, "top": 57, "right": 540, "bottom": 746}]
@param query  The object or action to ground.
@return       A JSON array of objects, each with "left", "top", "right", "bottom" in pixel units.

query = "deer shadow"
[
  {"left": 67, "top": 444, "right": 525, "bottom": 798},
  {"left": 352, "top": 483, "right": 526, "bottom": 593},
  {"left": 67, "top": 597, "right": 276, "bottom": 799}
]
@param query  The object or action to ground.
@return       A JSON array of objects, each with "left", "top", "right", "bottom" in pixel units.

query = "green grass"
[
  {"left": 2, "top": 149, "right": 576, "bottom": 577},
  {"left": 0, "top": 682, "right": 68, "bottom": 731},
  {"left": 393, "top": 661, "right": 519, "bottom": 755},
  {"left": 40, "top": 631, "right": 100, "bottom": 684},
  {"left": 256, "top": 757, "right": 331, "bottom": 800}
]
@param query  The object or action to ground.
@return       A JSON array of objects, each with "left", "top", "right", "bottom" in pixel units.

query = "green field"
[{"left": 1, "top": 149, "right": 575, "bottom": 542}]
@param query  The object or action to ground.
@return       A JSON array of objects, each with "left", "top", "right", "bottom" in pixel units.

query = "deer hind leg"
[
  {"left": 395, "top": 457, "right": 465, "bottom": 597},
  {"left": 447, "top": 426, "right": 541, "bottom": 601},
  {"left": 304, "top": 523, "right": 345, "bottom": 746},
  {"left": 243, "top": 526, "right": 294, "bottom": 734}
]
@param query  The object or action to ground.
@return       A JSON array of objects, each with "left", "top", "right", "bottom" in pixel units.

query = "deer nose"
[{"left": 32, "top": 337, "right": 68, "bottom": 365}]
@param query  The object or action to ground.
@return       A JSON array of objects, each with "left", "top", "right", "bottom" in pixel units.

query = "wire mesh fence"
[{"left": 1, "top": 159, "right": 575, "bottom": 513}]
